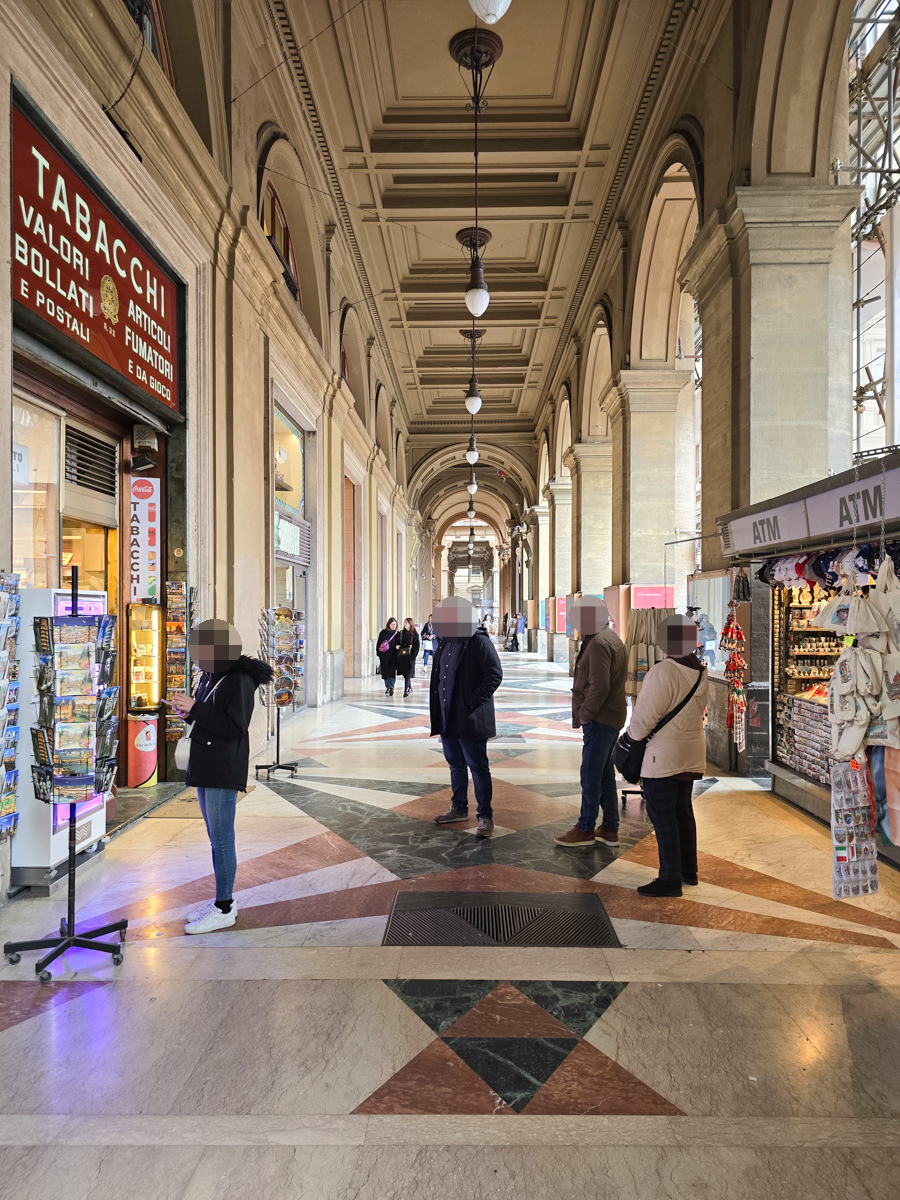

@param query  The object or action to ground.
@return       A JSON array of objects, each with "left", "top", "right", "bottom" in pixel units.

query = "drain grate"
[{"left": 383, "top": 891, "right": 621, "bottom": 948}]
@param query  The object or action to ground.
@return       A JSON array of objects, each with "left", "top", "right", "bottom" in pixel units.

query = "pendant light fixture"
[
  {"left": 449, "top": 26, "right": 502, "bottom": 552},
  {"left": 468, "top": 0, "right": 512, "bottom": 25}
]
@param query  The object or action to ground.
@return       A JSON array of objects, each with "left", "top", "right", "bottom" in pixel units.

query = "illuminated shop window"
[
  {"left": 274, "top": 408, "right": 304, "bottom": 520},
  {"left": 12, "top": 399, "right": 59, "bottom": 588}
]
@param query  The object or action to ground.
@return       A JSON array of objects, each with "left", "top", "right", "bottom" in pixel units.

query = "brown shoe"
[
  {"left": 596, "top": 826, "right": 619, "bottom": 847},
  {"left": 435, "top": 807, "right": 468, "bottom": 825},
  {"left": 554, "top": 825, "right": 596, "bottom": 849}
]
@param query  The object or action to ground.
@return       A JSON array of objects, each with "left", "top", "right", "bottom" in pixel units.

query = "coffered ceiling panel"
[{"left": 281, "top": 0, "right": 680, "bottom": 518}]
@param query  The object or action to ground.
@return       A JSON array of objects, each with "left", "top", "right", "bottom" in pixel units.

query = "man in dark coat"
[{"left": 429, "top": 596, "right": 503, "bottom": 838}]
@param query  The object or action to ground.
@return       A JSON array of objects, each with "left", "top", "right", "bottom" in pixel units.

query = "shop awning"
[{"left": 717, "top": 452, "right": 900, "bottom": 562}]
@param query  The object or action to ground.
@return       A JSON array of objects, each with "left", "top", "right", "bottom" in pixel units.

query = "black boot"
[{"left": 636, "top": 877, "right": 683, "bottom": 898}]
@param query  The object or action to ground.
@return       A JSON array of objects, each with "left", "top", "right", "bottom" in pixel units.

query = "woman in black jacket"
[
  {"left": 376, "top": 618, "right": 400, "bottom": 695},
  {"left": 169, "top": 620, "right": 274, "bottom": 935},
  {"left": 397, "top": 617, "right": 420, "bottom": 697}
]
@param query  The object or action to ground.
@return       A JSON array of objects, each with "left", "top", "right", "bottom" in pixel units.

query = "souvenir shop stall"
[{"left": 718, "top": 452, "right": 900, "bottom": 877}]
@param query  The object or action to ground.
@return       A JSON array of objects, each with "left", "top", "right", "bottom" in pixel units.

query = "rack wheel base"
[
  {"left": 112, "top": 953, "right": 124, "bottom": 966},
  {"left": 6, "top": 952, "right": 20, "bottom": 964},
  {"left": 38, "top": 971, "right": 51, "bottom": 982}
]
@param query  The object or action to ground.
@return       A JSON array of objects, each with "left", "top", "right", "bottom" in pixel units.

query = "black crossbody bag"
[{"left": 614, "top": 669, "right": 704, "bottom": 785}]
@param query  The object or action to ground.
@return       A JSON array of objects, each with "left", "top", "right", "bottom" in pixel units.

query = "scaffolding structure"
[{"left": 849, "top": 1, "right": 900, "bottom": 453}]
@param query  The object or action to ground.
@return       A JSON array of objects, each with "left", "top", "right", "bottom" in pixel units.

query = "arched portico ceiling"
[
  {"left": 431, "top": 491, "right": 510, "bottom": 545},
  {"left": 408, "top": 442, "right": 536, "bottom": 512}
]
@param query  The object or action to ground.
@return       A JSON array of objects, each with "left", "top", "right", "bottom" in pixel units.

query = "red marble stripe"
[
  {"left": 354, "top": 1038, "right": 515, "bottom": 1115},
  {"left": 0, "top": 981, "right": 106, "bottom": 1033},
  {"left": 128, "top": 861, "right": 895, "bottom": 945},
  {"left": 79, "top": 829, "right": 364, "bottom": 930},
  {"left": 623, "top": 835, "right": 900, "bottom": 936}
]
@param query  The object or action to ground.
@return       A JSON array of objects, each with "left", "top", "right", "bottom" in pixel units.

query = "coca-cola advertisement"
[{"left": 130, "top": 478, "right": 160, "bottom": 601}]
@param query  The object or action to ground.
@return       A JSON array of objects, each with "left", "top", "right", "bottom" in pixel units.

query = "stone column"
[
  {"left": 678, "top": 184, "right": 858, "bottom": 775},
  {"left": 544, "top": 479, "right": 572, "bottom": 662},
  {"left": 566, "top": 441, "right": 613, "bottom": 596},
  {"left": 616, "top": 369, "right": 693, "bottom": 595},
  {"left": 531, "top": 504, "right": 550, "bottom": 654},
  {"left": 678, "top": 185, "right": 859, "bottom": 568}
]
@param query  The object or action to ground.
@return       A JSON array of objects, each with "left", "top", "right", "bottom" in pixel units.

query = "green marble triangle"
[
  {"left": 508, "top": 980, "right": 628, "bottom": 1038},
  {"left": 383, "top": 979, "right": 499, "bottom": 1035}
]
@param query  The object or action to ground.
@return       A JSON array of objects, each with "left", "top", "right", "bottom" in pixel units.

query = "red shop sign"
[{"left": 11, "top": 102, "right": 180, "bottom": 411}]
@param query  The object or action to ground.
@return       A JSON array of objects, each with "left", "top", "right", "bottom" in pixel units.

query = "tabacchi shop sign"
[{"left": 11, "top": 102, "right": 180, "bottom": 412}]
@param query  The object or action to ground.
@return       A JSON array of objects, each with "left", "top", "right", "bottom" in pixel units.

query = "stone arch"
[
  {"left": 583, "top": 316, "right": 614, "bottom": 440},
  {"left": 257, "top": 129, "right": 326, "bottom": 346},
  {"left": 395, "top": 431, "right": 407, "bottom": 488},
  {"left": 537, "top": 433, "right": 550, "bottom": 493},
  {"left": 738, "top": 0, "right": 854, "bottom": 186},
  {"left": 374, "top": 384, "right": 391, "bottom": 454},
  {"left": 554, "top": 392, "right": 572, "bottom": 480},
  {"left": 339, "top": 304, "right": 368, "bottom": 427},
  {"left": 630, "top": 163, "right": 699, "bottom": 368}
]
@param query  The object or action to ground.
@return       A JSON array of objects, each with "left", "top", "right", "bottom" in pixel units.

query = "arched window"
[
  {"left": 341, "top": 344, "right": 350, "bottom": 386},
  {"left": 261, "top": 184, "right": 302, "bottom": 308},
  {"left": 123, "top": 0, "right": 172, "bottom": 79}
]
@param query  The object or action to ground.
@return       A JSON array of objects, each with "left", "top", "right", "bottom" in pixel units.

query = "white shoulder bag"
[{"left": 174, "top": 679, "right": 224, "bottom": 771}]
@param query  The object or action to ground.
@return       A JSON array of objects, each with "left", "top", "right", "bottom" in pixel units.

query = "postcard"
[{"left": 56, "top": 669, "right": 95, "bottom": 697}]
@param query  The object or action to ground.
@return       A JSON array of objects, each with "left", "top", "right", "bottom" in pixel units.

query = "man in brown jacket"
[{"left": 555, "top": 597, "right": 626, "bottom": 849}]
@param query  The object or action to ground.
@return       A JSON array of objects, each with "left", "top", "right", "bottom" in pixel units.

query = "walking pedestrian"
[
  {"left": 555, "top": 597, "right": 627, "bottom": 849},
  {"left": 626, "top": 614, "right": 708, "bottom": 897},
  {"left": 397, "top": 617, "right": 420, "bottom": 697},
  {"left": 421, "top": 614, "right": 435, "bottom": 667},
  {"left": 376, "top": 618, "right": 400, "bottom": 695},
  {"left": 168, "top": 619, "right": 274, "bottom": 935},
  {"left": 430, "top": 596, "right": 503, "bottom": 839}
]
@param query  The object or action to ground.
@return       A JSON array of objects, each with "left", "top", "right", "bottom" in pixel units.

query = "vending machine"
[
  {"left": 11, "top": 588, "right": 112, "bottom": 887},
  {"left": 127, "top": 602, "right": 162, "bottom": 787}
]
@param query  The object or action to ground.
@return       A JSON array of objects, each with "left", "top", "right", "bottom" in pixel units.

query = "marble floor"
[{"left": 1, "top": 651, "right": 899, "bottom": 1198}]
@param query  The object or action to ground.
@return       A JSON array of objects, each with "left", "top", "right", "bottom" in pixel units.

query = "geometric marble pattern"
[{"left": 355, "top": 979, "right": 683, "bottom": 1116}]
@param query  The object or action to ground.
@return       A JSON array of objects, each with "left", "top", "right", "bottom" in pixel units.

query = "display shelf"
[{"left": 128, "top": 604, "right": 161, "bottom": 710}]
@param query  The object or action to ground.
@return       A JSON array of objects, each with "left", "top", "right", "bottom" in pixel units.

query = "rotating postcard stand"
[
  {"left": 254, "top": 607, "right": 299, "bottom": 780},
  {"left": 4, "top": 570, "right": 127, "bottom": 981}
]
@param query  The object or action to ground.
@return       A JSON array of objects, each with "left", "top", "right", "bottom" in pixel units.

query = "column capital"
[
  {"left": 679, "top": 184, "right": 861, "bottom": 299},
  {"left": 617, "top": 369, "right": 692, "bottom": 412},
  {"left": 543, "top": 479, "right": 573, "bottom": 505},
  {"left": 564, "top": 440, "right": 612, "bottom": 475}
]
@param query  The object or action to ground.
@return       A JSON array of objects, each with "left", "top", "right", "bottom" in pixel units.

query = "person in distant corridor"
[
  {"left": 421, "top": 614, "right": 435, "bottom": 667},
  {"left": 397, "top": 617, "right": 420, "bottom": 697},
  {"left": 376, "top": 618, "right": 400, "bottom": 695},
  {"left": 168, "top": 620, "right": 274, "bottom": 935},
  {"left": 627, "top": 614, "right": 708, "bottom": 897},
  {"left": 555, "top": 598, "right": 627, "bottom": 850},
  {"left": 430, "top": 596, "right": 503, "bottom": 839}
]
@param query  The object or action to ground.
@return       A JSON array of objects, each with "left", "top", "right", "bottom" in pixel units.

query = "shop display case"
[
  {"left": 771, "top": 587, "right": 841, "bottom": 786},
  {"left": 128, "top": 602, "right": 162, "bottom": 711}
]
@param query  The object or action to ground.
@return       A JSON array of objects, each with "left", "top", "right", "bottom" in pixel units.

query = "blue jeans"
[
  {"left": 441, "top": 736, "right": 493, "bottom": 819},
  {"left": 383, "top": 674, "right": 396, "bottom": 690},
  {"left": 576, "top": 721, "right": 620, "bottom": 834},
  {"left": 423, "top": 650, "right": 432, "bottom": 666},
  {"left": 197, "top": 787, "right": 238, "bottom": 901}
]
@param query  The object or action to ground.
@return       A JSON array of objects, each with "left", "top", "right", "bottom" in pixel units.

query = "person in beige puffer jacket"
[{"left": 627, "top": 614, "right": 708, "bottom": 898}]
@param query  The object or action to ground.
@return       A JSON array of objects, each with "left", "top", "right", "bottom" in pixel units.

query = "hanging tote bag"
[
  {"left": 614, "top": 669, "right": 705, "bottom": 785},
  {"left": 174, "top": 679, "right": 224, "bottom": 771}
]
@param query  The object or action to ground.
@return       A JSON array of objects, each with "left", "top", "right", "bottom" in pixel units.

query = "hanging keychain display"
[{"left": 719, "top": 578, "right": 748, "bottom": 752}]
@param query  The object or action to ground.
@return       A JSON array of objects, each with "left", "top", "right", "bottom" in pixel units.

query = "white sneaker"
[
  {"left": 184, "top": 905, "right": 237, "bottom": 935},
  {"left": 186, "top": 899, "right": 239, "bottom": 923}
]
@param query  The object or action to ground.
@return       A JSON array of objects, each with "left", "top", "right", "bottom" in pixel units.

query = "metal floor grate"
[{"left": 383, "top": 891, "right": 621, "bottom": 948}]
